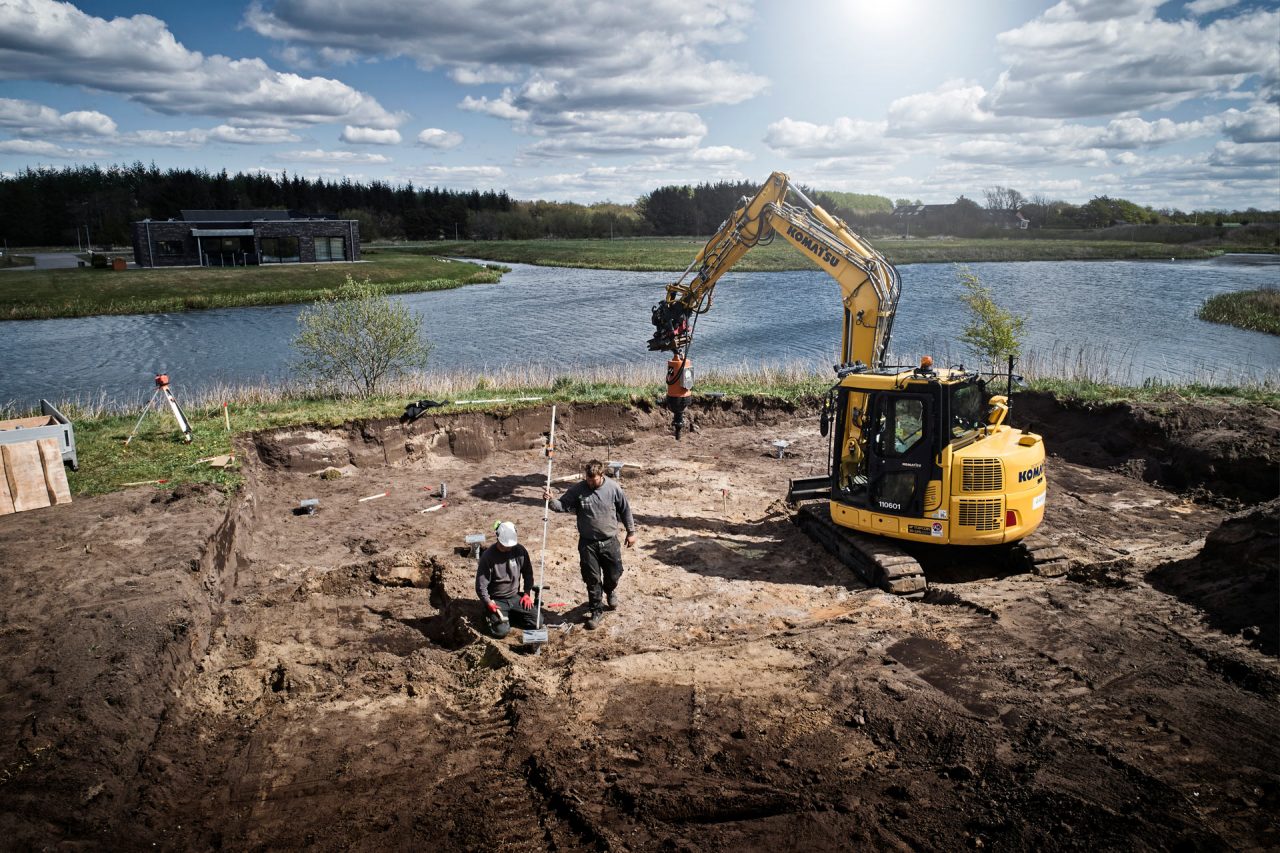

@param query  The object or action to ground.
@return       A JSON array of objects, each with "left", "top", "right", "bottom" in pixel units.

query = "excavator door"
[{"left": 865, "top": 392, "right": 934, "bottom": 517}]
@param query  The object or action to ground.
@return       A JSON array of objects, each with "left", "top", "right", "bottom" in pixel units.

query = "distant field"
[
  {"left": 0, "top": 250, "right": 505, "bottom": 320},
  {"left": 410, "top": 236, "right": 1218, "bottom": 270}
]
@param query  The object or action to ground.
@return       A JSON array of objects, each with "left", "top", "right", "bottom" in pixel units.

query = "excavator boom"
[{"left": 648, "top": 171, "right": 900, "bottom": 370}]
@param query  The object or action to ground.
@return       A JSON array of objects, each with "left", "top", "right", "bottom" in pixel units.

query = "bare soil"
[{"left": 1, "top": 395, "right": 1277, "bottom": 851}]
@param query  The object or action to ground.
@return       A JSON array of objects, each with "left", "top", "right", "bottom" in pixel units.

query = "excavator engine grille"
[
  {"left": 961, "top": 458, "right": 1004, "bottom": 493},
  {"left": 924, "top": 481, "right": 941, "bottom": 509},
  {"left": 958, "top": 498, "right": 1003, "bottom": 531}
]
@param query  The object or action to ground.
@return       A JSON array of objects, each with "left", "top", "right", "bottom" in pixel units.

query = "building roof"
[{"left": 181, "top": 209, "right": 292, "bottom": 222}]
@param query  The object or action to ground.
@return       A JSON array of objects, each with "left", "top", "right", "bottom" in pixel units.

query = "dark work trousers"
[
  {"left": 486, "top": 595, "right": 538, "bottom": 639},
  {"left": 579, "top": 537, "right": 624, "bottom": 612}
]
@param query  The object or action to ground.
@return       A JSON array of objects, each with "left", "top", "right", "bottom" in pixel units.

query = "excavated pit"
[{"left": 0, "top": 393, "right": 1276, "bottom": 850}]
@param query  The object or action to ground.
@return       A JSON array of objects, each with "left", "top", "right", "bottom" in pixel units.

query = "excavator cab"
[{"left": 832, "top": 373, "right": 993, "bottom": 521}]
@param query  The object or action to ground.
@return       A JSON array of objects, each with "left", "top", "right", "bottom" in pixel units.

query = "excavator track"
[
  {"left": 791, "top": 503, "right": 927, "bottom": 598},
  {"left": 1005, "top": 532, "right": 1070, "bottom": 577}
]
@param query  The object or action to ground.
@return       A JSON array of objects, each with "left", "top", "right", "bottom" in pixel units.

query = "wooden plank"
[
  {"left": 0, "top": 415, "right": 54, "bottom": 431},
  {"left": 0, "top": 452, "right": 14, "bottom": 515},
  {"left": 37, "top": 438, "right": 72, "bottom": 505},
  {"left": 2, "top": 442, "right": 51, "bottom": 512}
]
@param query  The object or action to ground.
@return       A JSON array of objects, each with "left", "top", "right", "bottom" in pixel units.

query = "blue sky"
[{"left": 0, "top": 0, "right": 1277, "bottom": 209}]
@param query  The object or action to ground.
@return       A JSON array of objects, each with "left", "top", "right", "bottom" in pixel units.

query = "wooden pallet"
[{"left": 0, "top": 438, "right": 72, "bottom": 515}]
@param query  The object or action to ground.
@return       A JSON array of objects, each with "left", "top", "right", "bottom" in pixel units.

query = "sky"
[{"left": 0, "top": 0, "right": 1277, "bottom": 210}]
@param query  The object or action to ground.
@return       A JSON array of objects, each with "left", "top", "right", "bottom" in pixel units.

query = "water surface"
[{"left": 1, "top": 256, "right": 1275, "bottom": 409}]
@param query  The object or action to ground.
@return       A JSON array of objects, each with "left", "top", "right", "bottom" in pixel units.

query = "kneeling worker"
[
  {"left": 544, "top": 460, "right": 636, "bottom": 630},
  {"left": 476, "top": 521, "right": 537, "bottom": 639}
]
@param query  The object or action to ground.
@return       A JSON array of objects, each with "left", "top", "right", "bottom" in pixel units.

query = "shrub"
[
  {"left": 292, "top": 275, "right": 433, "bottom": 397},
  {"left": 956, "top": 266, "right": 1026, "bottom": 371}
]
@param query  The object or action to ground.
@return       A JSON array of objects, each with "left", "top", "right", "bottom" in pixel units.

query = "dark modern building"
[{"left": 131, "top": 210, "right": 360, "bottom": 268}]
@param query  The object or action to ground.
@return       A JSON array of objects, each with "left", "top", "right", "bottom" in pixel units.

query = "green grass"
[
  {"left": 32, "top": 359, "right": 1275, "bottom": 499},
  {"left": 1198, "top": 288, "right": 1280, "bottom": 335},
  {"left": 0, "top": 250, "right": 507, "bottom": 320},
  {"left": 408, "top": 236, "right": 1215, "bottom": 271},
  {"left": 0, "top": 254, "right": 33, "bottom": 269}
]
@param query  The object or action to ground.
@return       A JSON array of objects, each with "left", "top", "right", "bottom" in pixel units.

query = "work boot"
[
  {"left": 585, "top": 610, "right": 604, "bottom": 630},
  {"left": 606, "top": 590, "right": 619, "bottom": 610}
]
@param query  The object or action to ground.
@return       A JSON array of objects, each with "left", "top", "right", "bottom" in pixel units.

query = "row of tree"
[{"left": 0, "top": 164, "right": 1274, "bottom": 248}]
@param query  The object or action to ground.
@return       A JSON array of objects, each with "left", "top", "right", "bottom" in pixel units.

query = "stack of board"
[{"left": 0, "top": 438, "right": 72, "bottom": 514}]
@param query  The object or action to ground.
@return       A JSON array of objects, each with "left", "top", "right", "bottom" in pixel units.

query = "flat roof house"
[{"left": 131, "top": 210, "right": 360, "bottom": 268}]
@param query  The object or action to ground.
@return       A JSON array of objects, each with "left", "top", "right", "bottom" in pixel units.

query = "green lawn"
[
  {"left": 0, "top": 250, "right": 506, "bottom": 320},
  {"left": 412, "top": 236, "right": 1216, "bottom": 271}
]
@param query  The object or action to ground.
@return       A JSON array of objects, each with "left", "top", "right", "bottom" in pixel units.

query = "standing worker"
[
  {"left": 543, "top": 459, "right": 637, "bottom": 630},
  {"left": 475, "top": 521, "right": 538, "bottom": 639}
]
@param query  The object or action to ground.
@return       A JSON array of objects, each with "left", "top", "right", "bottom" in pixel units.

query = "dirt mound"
[
  {"left": 1149, "top": 499, "right": 1280, "bottom": 656},
  {"left": 1015, "top": 391, "right": 1280, "bottom": 503},
  {"left": 2, "top": 396, "right": 1278, "bottom": 849}
]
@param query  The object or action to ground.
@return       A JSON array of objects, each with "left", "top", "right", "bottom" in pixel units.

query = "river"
[{"left": 1, "top": 256, "right": 1276, "bottom": 410}]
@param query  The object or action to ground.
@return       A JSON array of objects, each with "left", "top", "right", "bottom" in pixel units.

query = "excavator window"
[
  {"left": 949, "top": 382, "right": 987, "bottom": 437},
  {"left": 873, "top": 397, "right": 926, "bottom": 458}
]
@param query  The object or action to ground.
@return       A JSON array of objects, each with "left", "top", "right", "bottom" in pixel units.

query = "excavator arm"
[{"left": 647, "top": 171, "right": 900, "bottom": 370}]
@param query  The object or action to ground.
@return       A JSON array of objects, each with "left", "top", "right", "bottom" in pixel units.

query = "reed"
[{"left": 1198, "top": 288, "right": 1280, "bottom": 335}]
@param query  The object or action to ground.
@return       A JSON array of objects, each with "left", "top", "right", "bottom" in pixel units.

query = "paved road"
[{"left": 33, "top": 253, "right": 84, "bottom": 269}]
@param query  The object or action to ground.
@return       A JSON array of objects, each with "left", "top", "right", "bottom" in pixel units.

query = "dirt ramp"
[{"left": 1015, "top": 391, "right": 1280, "bottom": 503}]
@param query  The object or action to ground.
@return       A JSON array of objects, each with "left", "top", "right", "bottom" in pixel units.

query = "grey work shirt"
[
  {"left": 475, "top": 543, "right": 533, "bottom": 605},
  {"left": 549, "top": 477, "right": 636, "bottom": 542}
]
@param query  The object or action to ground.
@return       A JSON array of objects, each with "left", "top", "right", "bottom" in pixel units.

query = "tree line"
[{"left": 1, "top": 164, "right": 1274, "bottom": 248}]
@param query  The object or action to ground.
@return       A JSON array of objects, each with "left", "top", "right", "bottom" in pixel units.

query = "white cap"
[{"left": 496, "top": 521, "right": 518, "bottom": 547}]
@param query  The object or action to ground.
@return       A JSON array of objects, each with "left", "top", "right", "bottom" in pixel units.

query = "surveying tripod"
[{"left": 124, "top": 374, "right": 194, "bottom": 446}]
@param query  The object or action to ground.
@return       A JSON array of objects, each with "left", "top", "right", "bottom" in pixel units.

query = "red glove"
[
  {"left": 519, "top": 592, "right": 533, "bottom": 609},
  {"left": 487, "top": 600, "right": 500, "bottom": 614}
]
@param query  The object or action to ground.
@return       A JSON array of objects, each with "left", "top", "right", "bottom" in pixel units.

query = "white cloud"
[
  {"left": 1185, "top": 0, "right": 1239, "bottom": 16},
  {"left": 401, "top": 164, "right": 505, "bottom": 188},
  {"left": 519, "top": 110, "right": 707, "bottom": 159},
  {"left": 417, "top": 128, "right": 463, "bottom": 149},
  {"left": 1219, "top": 102, "right": 1280, "bottom": 144},
  {"left": 282, "top": 149, "right": 392, "bottom": 163},
  {"left": 0, "top": 99, "right": 117, "bottom": 137},
  {"left": 887, "top": 82, "right": 1050, "bottom": 136},
  {"left": 763, "top": 117, "right": 892, "bottom": 157},
  {"left": 342, "top": 126, "right": 402, "bottom": 145},
  {"left": 0, "top": 0, "right": 402, "bottom": 129},
  {"left": 459, "top": 91, "right": 531, "bottom": 122},
  {"left": 688, "top": 146, "right": 752, "bottom": 164},
  {"left": 246, "top": 0, "right": 767, "bottom": 155},
  {"left": 0, "top": 138, "right": 107, "bottom": 158},
  {"left": 124, "top": 125, "right": 302, "bottom": 147},
  {"left": 986, "top": 3, "right": 1279, "bottom": 118}
]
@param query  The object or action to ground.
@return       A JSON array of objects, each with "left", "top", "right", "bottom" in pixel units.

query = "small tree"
[
  {"left": 292, "top": 275, "right": 433, "bottom": 397},
  {"left": 956, "top": 267, "right": 1025, "bottom": 371}
]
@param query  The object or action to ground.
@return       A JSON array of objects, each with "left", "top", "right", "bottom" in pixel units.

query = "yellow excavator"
[{"left": 647, "top": 172, "right": 1065, "bottom": 596}]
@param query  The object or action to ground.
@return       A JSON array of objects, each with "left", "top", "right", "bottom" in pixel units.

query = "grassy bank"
[
  {"left": 1198, "top": 288, "right": 1280, "bottom": 335},
  {"left": 0, "top": 250, "right": 507, "bottom": 320},
  {"left": 9, "top": 359, "right": 1275, "bottom": 499},
  {"left": 412, "top": 236, "right": 1218, "bottom": 271}
]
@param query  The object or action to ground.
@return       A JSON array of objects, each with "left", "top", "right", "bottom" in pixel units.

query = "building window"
[
  {"left": 315, "top": 236, "right": 345, "bottom": 261},
  {"left": 156, "top": 240, "right": 184, "bottom": 256},
  {"left": 260, "top": 236, "right": 299, "bottom": 263}
]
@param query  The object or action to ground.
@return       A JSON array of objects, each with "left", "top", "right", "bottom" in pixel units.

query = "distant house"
[{"left": 131, "top": 209, "right": 360, "bottom": 268}]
